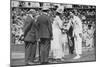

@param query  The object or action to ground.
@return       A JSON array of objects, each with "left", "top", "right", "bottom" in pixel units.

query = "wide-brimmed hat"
[{"left": 56, "top": 6, "right": 64, "bottom": 14}]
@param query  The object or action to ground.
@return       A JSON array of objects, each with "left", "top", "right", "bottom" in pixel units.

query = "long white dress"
[{"left": 51, "top": 16, "right": 64, "bottom": 59}]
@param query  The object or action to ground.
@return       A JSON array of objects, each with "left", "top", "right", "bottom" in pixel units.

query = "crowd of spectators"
[{"left": 11, "top": 2, "right": 96, "bottom": 49}]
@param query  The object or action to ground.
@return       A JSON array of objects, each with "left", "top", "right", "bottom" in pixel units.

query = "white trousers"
[{"left": 74, "top": 35, "right": 82, "bottom": 55}]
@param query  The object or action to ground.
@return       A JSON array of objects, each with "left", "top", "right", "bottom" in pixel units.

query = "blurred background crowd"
[{"left": 11, "top": 0, "right": 96, "bottom": 49}]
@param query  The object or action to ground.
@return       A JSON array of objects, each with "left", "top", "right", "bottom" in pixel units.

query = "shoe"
[
  {"left": 33, "top": 59, "right": 39, "bottom": 63},
  {"left": 61, "top": 58, "right": 65, "bottom": 61},
  {"left": 55, "top": 59, "right": 62, "bottom": 63},
  {"left": 48, "top": 59, "right": 53, "bottom": 63},
  {"left": 71, "top": 51, "right": 74, "bottom": 54},
  {"left": 26, "top": 61, "right": 34, "bottom": 65},
  {"left": 52, "top": 59, "right": 58, "bottom": 63},
  {"left": 73, "top": 55, "right": 81, "bottom": 59},
  {"left": 28, "top": 62, "right": 35, "bottom": 65},
  {"left": 41, "top": 62, "right": 49, "bottom": 64}
]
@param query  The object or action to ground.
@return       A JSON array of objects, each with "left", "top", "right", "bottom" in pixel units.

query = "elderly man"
[
  {"left": 69, "top": 11, "right": 82, "bottom": 59},
  {"left": 36, "top": 7, "right": 53, "bottom": 64},
  {"left": 23, "top": 9, "right": 38, "bottom": 64}
]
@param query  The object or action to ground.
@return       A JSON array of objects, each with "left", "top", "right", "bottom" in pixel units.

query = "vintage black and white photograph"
[{"left": 10, "top": 0, "right": 96, "bottom": 66}]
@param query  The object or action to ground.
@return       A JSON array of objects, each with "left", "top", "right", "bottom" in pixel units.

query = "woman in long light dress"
[
  {"left": 51, "top": 15, "right": 64, "bottom": 60},
  {"left": 61, "top": 21, "right": 69, "bottom": 56}
]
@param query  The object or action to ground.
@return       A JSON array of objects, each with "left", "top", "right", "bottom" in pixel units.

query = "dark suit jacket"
[
  {"left": 23, "top": 15, "right": 33, "bottom": 37},
  {"left": 36, "top": 14, "right": 53, "bottom": 39},
  {"left": 23, "top": 15, "right": 38, "bottom": 43},
  {"left": 68, "top": 25, "right": 73, "bottom": 37}
]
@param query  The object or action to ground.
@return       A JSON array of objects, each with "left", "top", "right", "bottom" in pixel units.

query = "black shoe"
[{"left": 71, "top": 52, "right": 74, "bottom": 54}]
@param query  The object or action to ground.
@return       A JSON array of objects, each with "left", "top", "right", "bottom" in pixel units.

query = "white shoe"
[
  {"left": 61, "top": 58, "right": 65, "bottom": 61},
  {"left": 28, "top": 62, "right": 34, "bottom": 65},
  {"left": 73, "top": 55, "right": 81, "bottom": 59}
]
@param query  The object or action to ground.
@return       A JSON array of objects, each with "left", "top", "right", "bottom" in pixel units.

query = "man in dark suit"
[
  {"left": 68, "top": 25, "right": 75, "bottom": 54},
  {"left": 36, "top": 7, "right": 53, "bottom": 64},
  {"left": 66, "top": 17, "right": 74, "bottom": 54},
  {"left": 23, "top": 9, "right": 38, "bottom": 64}
]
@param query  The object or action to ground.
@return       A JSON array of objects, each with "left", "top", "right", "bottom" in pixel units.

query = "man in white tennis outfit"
[{"left": 70, "top": 11, "right": 82, "bottom": 59}]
